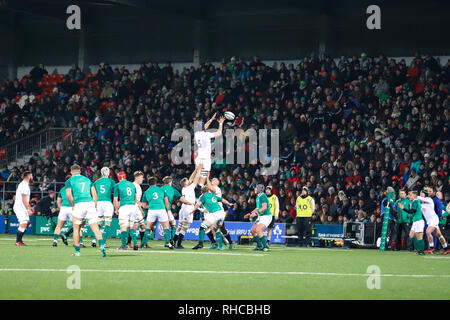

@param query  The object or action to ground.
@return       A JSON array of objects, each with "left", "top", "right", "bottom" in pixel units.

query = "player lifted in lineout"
[{"left": 194, "top": 112, "right": 225, "bottom": 186}]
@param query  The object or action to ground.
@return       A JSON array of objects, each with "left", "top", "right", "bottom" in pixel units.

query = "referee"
[
  {"left": 295, "top": 186, "right": 315, "bottom": 247},
  {"left": 266, "top": 186, "right": 279, "bottom": 245}
]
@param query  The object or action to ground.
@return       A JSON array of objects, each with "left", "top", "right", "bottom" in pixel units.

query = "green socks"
[
  {"left": 413, "top": 236, "right": 424, "bottom": 253},
  {"left": 79, "top": 235, "right": 83, "bottom": 245},
  {"left": 53, "top": 234, "right": 59, "bottom": 241},
  {"left": 142, "top": 229, "right": 151, "bottom": 246},
  {"left": 171, "top": 226, "right": 176, "bottom": 239},
  {"left": 130, "top": 230, "right": 137, "bottom": 246},
  {"left": 217, "top": 232, "right": 223, "bottom": 248},
  {"left": 74, "top": 245, "right": 81, "bottom": 253},
  {"left": 103, "top": 225, "right": 110, "bottom": 243},
  {"left": 149, "top": 230, "right": 155, "bottom": 240},
  {"left": 199, "top": 228, "right": 205, "bottom": 243},
  {"left": 163, "top": 229, "right": 170, "bottom": 244},
  {"left": 121, "top": 231, "right": 128, "bottom": 248},
  {"left": 254, "top": 236, "right": 262, "bottom": 249},
  {"left": 261, "top": 236, "right": 269, "bottom": 249}
]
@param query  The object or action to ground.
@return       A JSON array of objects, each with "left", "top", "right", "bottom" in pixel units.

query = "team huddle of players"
[{"left": 12, "top": 112, "right": 274, "bottom": 256}]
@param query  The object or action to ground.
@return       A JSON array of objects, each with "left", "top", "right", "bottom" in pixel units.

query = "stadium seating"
[{"left": 0, "top": 53, "right": 449, "bottom": 224}]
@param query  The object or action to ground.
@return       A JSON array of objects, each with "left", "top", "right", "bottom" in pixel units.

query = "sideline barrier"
[{"left": 32, "top": 217, "right": 286, "bottom": 244}]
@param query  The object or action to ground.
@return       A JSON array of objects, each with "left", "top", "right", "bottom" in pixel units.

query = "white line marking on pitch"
[
  {"left": 0, "top": 268, "right": 449, "bottom": 278},
  {"left": 114, "top": 250, "right": 263, "bottom": 257},
  {"left": 424, "top": 256, "right": 450, "bottom": 259}
]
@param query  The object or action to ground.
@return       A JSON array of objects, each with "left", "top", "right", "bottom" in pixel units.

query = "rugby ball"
[{"left": 224, "top": 111, "right": 236, "bottom": 121}]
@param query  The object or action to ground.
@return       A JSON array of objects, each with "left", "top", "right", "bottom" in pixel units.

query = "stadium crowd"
[{"left": 0, "top": 53, "right": 449, "bottom": 227}]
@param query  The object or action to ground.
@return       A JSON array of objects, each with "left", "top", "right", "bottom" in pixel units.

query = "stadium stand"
[{"left": 0, "top": 53, "right": 449, "bottom": 224}]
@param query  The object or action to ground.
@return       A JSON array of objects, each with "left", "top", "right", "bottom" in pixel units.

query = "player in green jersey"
[
  {"left": 162, "top": 176, "right": 181, "bottom": 241},
  {"left": 93, "top": 167, "right": 116, "bottom": 248},
  {"left": 392, "top": 189, "right": 413, "bottom": 250},
  {"left": 191, "top": 185, "right": 226, "bottom": 250},
  {"left": 397, "top": 190, "right": 425, "bottom": 255},
  {"left": 140, "top": 177, "right": 173, "bottom": 249},
  {"left": 114, "top": 171, "right": 140, "bottom": 250},
  {"left": 204, "top": 175, "right": 234, "bottom": 250},
  {"left": 52, "top": 176, "right": 72, "bottom": 247},
  {"left": 244, "top": 184, "right": 272, "bottom": 252},
  {"left": 65, "top": 164, "right": 106, "bottom": 257}
]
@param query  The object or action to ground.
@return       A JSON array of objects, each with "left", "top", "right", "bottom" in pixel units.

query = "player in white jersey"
[
  {"left": 128, "top": 171, "right": 146, "bottom": 248},
  {"left": 420, "top": 187, "right": 448, "bottom": 254},
  {"left": 194, "top": 113, "right": 225, "bottom": 185},
  {"left": 205, "top": 176, "right": 234, "bottom": 250},
  {"left": 13, "top": 171, "right": 33, "bottom": 246},
  {"left": 173, "top": 166, "right": 201, "bottom": 248}
]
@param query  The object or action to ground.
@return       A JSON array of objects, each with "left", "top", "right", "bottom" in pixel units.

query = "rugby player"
[
  {"left": 140, "top": 177, "right": 173, "bottom": 249},
  {"left": 244, "top": 184, "right": 271, "bottom": 252},
  {"left": 191, "top": 185, "right": 226, "bottom": 250},
  {"left": 52, "top": 176, "right": 72, "bottom": 247},
  {"left": 205, "top": 175, "right": 234, "bottom": 250},
  {"left": 114, "top": 171, "right": 140, "bottom": 250},
  {"left": 194, "top": 113, "right": 225, "bottom": 186},
  {"left": 173, "top": 167, "right": 201, "bottom": 249},
  {"left": 398, "top": 190, "right": 425, "bottom": 255},
  {"left": 93, "top": 167, "right": 116, "bottom": 248},
  {"left": 13, "top": 171, "right": 33, "bottom": 246},
  {"left": 66, "top": 164, "right": 106, "bottom": 257},
  {"left": 419, "top": 187, "right": 448, "bottom": 254}
]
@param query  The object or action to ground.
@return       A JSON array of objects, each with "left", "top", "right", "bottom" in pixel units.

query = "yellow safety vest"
[
  {"left": 268, "top": 195, "right": 278, "bottom": 216},
  {"left": 296, "top": 196, "right": 313, "bottom": 217}
]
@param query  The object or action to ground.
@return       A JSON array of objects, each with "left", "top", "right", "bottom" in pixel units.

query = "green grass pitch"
[{"left": 0, "top": 234, "right": 449, "bottom": 300}]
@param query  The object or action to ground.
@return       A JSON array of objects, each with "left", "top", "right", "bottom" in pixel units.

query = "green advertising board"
[{"left": 34, "top": 216, "right": 122, "bottom": 238}]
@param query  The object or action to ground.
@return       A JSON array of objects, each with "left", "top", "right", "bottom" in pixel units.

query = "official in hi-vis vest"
[
  {"left": 266, "top": 186, "right": 279, "bottom": 245},
  {"left": 296, "top": 186, "right": 315, "bottom": 247}
]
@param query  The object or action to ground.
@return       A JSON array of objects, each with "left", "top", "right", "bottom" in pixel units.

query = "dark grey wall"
[{"left": 3, "top": 0, "right": 450, "bottom": 72}]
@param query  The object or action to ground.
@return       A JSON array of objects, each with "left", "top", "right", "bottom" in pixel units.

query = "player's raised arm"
[
  {"left": 192, "top": 163, "right": 203, "bottom": 187},
  {"left": 212, "top": 116, "right": 225, "bottom": 138},
  {"left": 188, "top": 166, "right": 198, "bottom": 184},
  {"left": 203, "top": 112, "right": 217, "bottom": 131},
  {"left": 206, "top": 176, "right": 216, "bottom": 193}
]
